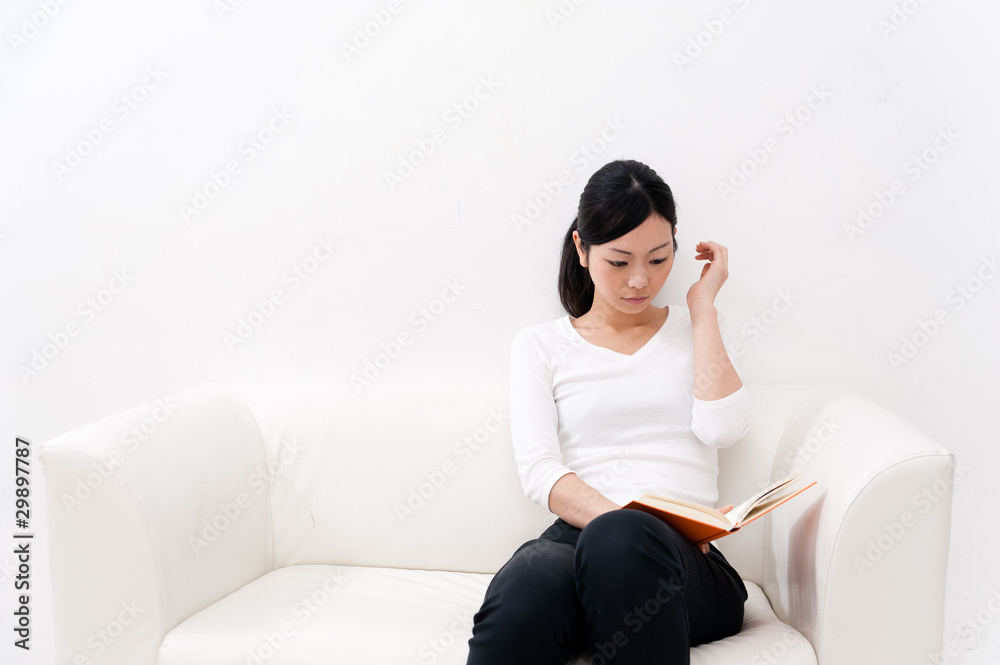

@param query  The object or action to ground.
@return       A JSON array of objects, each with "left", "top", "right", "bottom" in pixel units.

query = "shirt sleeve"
[
  {"left": 690, "top": 309, "right": 751, "bottom": 448},
  {"left": 508, "top": 329, "right": 574, "bottom": 508}
]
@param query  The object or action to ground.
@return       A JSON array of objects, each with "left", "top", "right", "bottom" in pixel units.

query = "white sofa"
[{"left": 38, "top": 381, "right": 954, "bottom": 665}]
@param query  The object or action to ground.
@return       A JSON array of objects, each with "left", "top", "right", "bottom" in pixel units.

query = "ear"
[{"left": 573, "top": 230, "right": 588, "bottom": 267}]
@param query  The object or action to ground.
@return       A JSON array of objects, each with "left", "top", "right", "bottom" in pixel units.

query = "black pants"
[{"left": 466, "top": 509, "right": 748, "bottom": 665}]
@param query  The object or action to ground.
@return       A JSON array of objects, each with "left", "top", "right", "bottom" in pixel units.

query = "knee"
[
  {"left": 469, "top": 540, "right": 584, "bottom": 662},
  {"left": 478, "top": 540, "right": 576, "bottom": 624},
  {"left": 584, "top": 507, "right": 655, "bottom": 537},
  {"left": 578, "top": 509, "right": 663, "bottom": 552},
  {"left": 576, "top": 510, "right": 683, "bottom": 570}
]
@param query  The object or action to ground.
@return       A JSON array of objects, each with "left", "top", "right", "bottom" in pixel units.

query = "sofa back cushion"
[
  {"left": 233, "top": 380, "right": 555, "bottom": 574},
  {"left": 232, "top": 381, "right": 825, "bottom": 579}
]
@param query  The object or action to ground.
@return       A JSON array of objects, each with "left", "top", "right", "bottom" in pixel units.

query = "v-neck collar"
[{"left": 563, "top": 306, "right": 674, "bottom": 358}]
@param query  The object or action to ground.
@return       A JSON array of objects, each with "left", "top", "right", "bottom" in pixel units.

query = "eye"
[{"left": 606, "top": 258, "right": 670, "bottom": 268}]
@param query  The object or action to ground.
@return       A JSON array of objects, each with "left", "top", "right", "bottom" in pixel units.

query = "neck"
[{"left": 584, "top": 299, "right": 662, "bottom": 331}]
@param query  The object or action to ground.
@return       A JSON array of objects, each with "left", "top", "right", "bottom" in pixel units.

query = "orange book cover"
[{"left": 621, "top": 473, "right": 818, "bottom": 546}]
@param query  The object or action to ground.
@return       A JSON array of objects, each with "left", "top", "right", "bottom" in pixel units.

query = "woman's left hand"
[
  {"left": 699, "top": 503, "right": 733, "bottom": 554},
  {"left": 686, "top": 241, "right": 729, "bottom": 311}
]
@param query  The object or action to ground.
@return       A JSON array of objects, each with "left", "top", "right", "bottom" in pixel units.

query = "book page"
[
  {"left": 737, "top": 480, "right": 817, "bottom": 527},
  {"left": 730, "top": 471, "right": 803, "bottom": 523}
]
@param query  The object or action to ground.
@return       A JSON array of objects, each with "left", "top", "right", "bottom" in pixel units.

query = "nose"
[{"left": 627, "top": 266, "right": 648, "bottom": 290}]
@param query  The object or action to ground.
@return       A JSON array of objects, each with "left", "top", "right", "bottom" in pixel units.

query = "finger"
[
  {"left": 700, "top": 543, "right": 708, "bottom": 554},
  {"left": 695, "top": 242, "right": 727, "bottom": 259},
  {"left": 696, "top": 245, "right": 726, "bottom": 258},
  {"left": 694, "top": 241, "right": 726, "bottom": 256}
]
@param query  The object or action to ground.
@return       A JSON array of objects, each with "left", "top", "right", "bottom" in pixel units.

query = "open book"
[{"left": 621, "top": 471, "right": 817, "bottom": 546}]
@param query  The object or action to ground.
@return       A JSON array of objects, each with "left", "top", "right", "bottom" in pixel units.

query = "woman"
[{"left": 465, "top": 159, "right": 750, "bottom": 664}]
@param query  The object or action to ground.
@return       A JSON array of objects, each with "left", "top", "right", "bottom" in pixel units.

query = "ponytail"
[{"left": 558, "top": 217, "right": 594, "bottom": 319}]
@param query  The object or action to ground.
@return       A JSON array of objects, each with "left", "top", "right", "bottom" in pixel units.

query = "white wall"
[{"left": 2, "top": 0, "right": 998, "bottom": 663}]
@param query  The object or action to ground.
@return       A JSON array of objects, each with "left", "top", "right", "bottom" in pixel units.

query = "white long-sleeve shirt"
[{"left": 509, "top": 304, "right": 750, "bottom": 510}]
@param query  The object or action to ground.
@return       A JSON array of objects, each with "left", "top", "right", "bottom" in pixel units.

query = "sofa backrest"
[
  {"left": 232, "top": 379, "right": 556, "bottom": 574},
  {"left": 231, "top": 381, "right": 829, "bottom": 580},
  {"left": 38, "top": 379, "right": 858, "bottom": 585}
]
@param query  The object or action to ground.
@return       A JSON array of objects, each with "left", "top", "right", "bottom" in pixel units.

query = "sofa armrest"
[
  {"left": 39, "top": 383, "right": 274, "bottom": 665},
  {"left": 762, "top": 386, "right": 954, "bottom": 665}
]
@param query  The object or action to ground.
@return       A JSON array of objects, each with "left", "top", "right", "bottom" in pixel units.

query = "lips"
[{"left": 624, "top": 297, "right": 647, "bottom": 304}]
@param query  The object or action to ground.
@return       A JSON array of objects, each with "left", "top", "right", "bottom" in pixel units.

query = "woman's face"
[{"left": 574, "top": 214, "right": 675, "bottom": 317}]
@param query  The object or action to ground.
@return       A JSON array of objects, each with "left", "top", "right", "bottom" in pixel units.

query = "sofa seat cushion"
[{"left": 158, "top": 564, "right": 816, "bottom": 665}]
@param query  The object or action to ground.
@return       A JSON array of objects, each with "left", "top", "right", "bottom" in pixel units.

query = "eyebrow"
[{"left": 608, "top": 242, "right": 671, "bottom": 256}]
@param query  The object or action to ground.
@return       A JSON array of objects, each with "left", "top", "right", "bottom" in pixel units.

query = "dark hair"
[{"left": 558, "top": 159, "right": 678, "bottom": 318}]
